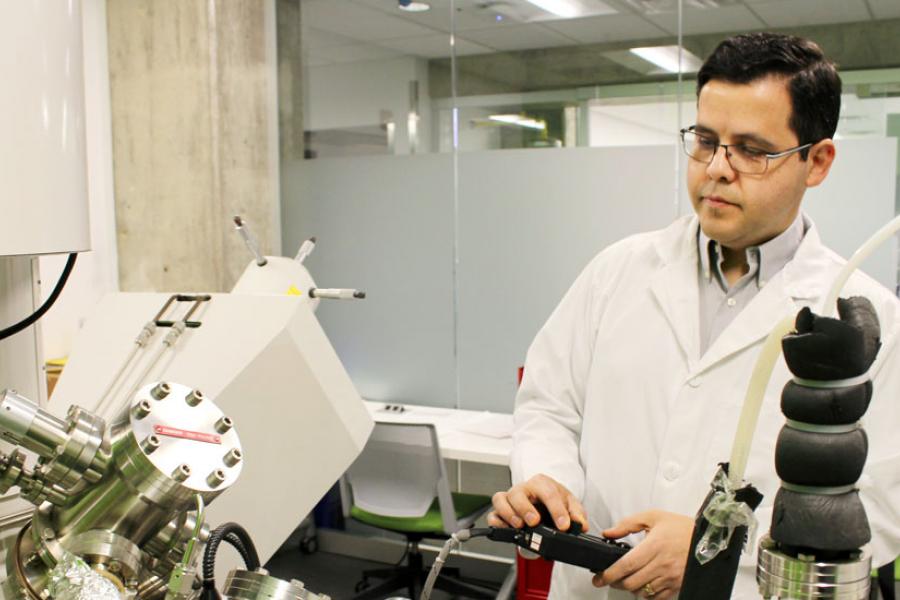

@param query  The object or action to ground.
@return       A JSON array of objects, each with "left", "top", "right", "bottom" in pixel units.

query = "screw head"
[
  {"left": 206, "top": 469, "right": 227, "bottom": 488},
  {"left": 185, "top": 389, "right": 204, "bottom": 407},
  {"left": 172, "top": 464, "right": 192, "bottom": 482},
  {"left": 141, "top": 435, "right": 161, "bottom": 454},
  {"left": 223, "top": 448, "right": 242, "bottom": 467},
  {"left": 215, "top": 416, "right": 233, "bottom": 434},
  {"left": 151, "top": 382, "right": 171, "bottom": 400},
  {"left": 133, "top": 400, "right": 152, "bottom": 419}
]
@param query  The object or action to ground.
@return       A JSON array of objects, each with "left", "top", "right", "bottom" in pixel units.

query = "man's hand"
[
  {"left": 591, "top": 510, "right": 693, "bottom": 600},
  {"left": 487, "top": 473, "right": 589, "bottom": 533}
]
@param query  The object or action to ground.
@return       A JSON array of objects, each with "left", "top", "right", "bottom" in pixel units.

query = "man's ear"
[{"left": 805, "top": 139, "right": 836, "bottom": 188}]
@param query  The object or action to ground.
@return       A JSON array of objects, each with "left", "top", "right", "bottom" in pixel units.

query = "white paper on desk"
[{"left": 453, "top": 412, "right": 514, "bottom": 439}]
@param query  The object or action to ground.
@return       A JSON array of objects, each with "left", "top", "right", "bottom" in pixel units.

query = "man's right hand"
[{"left": 488, "top": 473, "right": 589, "bottom": 533}]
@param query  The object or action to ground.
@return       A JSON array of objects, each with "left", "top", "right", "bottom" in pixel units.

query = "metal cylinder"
[
  {"left": 0, "top": 390, "right": 69, "bottom": 459},
  {"left": 224, "top": 569, "right": 331, "bottom": 600},
  {"left": 757, "top": 535, "right": 871, "bottom": 599}
]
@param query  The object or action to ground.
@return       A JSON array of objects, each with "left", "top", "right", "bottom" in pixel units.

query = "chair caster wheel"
[{"left": 300, "top": 536, "right": 318, "bottom": 554}]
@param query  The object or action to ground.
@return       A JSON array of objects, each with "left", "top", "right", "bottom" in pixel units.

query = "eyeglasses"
[{"left": 680, "top": 128, "right": 813, "bottom": 175}]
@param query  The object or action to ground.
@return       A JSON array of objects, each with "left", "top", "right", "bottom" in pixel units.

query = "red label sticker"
[{"left": 154, "top": 425, "right": 221, "bottom": 445}]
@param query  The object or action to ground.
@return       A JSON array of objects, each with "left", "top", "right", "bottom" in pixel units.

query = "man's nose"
[{"left": 706, "top": 145, "right": 736, "bottom": 181}]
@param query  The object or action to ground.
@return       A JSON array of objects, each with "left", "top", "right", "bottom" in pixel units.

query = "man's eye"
[
  {"left": 696, "top": 137, "right": 717, "bottom": 149},
  {"left": 736, "top": 145, "right": 767, "bottom": 158}
]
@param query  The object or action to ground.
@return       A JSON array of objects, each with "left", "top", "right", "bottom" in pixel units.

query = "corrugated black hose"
[{"left": 200, "top": 523, "right": 261, "bottom": 600}]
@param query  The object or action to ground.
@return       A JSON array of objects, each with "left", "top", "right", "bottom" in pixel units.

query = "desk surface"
[{"left": 364, "top": 401, "right": 513, "bottom": 467}]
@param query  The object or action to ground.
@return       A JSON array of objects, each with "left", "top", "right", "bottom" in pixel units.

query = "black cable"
[
  {"left": 0, "top": 253, "right": 77, "bottom": 342},
  {"left": 200, "top": 523, "right": 261, "bottom": 600}
]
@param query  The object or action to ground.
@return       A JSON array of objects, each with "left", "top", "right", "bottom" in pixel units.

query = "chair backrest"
[{"left": 344, "top": 422, "right": 457, "bottom": 533}]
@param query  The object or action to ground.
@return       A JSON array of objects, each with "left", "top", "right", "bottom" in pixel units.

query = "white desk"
[{"left": 364, "top": 401, "right": 513, "bottom": 467}]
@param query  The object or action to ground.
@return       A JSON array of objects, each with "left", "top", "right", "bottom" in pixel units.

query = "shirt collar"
[{"left": 698, "top": 212, "right": 808, "bottom": 285}]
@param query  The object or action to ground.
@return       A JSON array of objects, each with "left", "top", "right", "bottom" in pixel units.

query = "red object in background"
[
  {"left": 515, "top": 365, "right": 554, "bottom": 599},
  {"left": 517, "top": 553, "right": 554, "bottom": 600}
]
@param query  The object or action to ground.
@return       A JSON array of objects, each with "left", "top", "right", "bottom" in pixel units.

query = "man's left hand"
[{"left": 591, "top": 510, "right": 693, "bottom": 600}]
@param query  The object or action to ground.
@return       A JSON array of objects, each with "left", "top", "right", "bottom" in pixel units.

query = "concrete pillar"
[
  {"left": 276, "top": 0, "right": 304, "bottom": 163},
  {"left": 107, "top": 0, "right": 280, "bottom": 293}
]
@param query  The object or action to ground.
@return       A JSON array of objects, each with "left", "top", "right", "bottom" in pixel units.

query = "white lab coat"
[{"left": 511, "top": 215, "right": 900, "bottom": 600}]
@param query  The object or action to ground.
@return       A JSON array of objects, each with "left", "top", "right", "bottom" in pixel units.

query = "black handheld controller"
[{"left": 487, "top": 505, "right": 631, "bottom": 573}]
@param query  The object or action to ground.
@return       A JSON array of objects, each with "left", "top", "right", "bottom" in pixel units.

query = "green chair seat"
[{"left": 351, "top": 492, "right": 491, "bottom": 535}]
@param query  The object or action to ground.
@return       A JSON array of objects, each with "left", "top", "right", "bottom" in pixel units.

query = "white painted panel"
[
  {"left": 0, "top": 1, "right": 90, "bottom": 256},
  {"left": 49, "top": 292, "right": 373, "bottom": 562}
]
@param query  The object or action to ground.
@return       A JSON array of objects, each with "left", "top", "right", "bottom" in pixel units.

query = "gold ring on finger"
[{"left": 643, "top": 583, "right": 656, "bottom": 597}]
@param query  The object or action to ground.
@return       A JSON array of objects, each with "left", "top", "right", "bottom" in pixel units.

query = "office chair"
[{"left": 341, "top": 422, "right": 498, "bottom": 600}]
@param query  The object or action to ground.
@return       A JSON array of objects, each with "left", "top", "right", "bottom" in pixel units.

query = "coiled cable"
[{"left": 200, "top": 522, "right": 261, "bottom": 600}]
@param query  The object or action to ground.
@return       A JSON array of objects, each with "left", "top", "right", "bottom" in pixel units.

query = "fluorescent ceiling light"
[
  {"left": 523, "top": 0, "right": 581, "bottom": 18},
  {"left": 398, "top": 1, "right": 431, "bottom": 12},
  {"left": 489, "top": 114, "right": 547, "bottom": 130},
  {"left": 629, "top": 45, "right": 703, "bottom": 73}
]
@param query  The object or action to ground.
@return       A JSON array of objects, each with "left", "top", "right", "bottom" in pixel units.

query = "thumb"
[{"left": 602, "top": 510, "right": 657, "bottom": 539}]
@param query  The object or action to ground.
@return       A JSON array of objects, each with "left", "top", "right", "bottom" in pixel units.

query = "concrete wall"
[{"left": 107, "top": 0, "right": 280, "bottom": 293}]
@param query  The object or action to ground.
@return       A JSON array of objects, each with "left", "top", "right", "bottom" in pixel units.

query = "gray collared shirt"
[{"left": 698, "top": 214, "right": 808, "bottom": 355}]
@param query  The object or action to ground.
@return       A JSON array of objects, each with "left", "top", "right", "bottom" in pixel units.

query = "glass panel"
[
  {"left": 449, "top": 0, "right": 692, "bottom": 412},
  {"left": 281, "top": 1, "right": 458, "bottom": 409}
]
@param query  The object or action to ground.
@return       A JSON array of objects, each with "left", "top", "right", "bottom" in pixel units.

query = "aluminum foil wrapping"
[{"left": 47, "top": 552, "right": 123, "bottom": 600}]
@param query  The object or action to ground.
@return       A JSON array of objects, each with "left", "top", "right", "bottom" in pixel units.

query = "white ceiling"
[{"left": 303, "top": 0, "right": 886, "bottom": 67}]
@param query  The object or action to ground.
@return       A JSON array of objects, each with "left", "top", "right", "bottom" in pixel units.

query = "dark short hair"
[{"left": 697, "top": 33, "right": 841, "bottom": 158}]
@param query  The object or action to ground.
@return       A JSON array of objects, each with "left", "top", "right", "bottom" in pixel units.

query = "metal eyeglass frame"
[{"left": 679, "top": 127, "right": 814, "bottom": 174}]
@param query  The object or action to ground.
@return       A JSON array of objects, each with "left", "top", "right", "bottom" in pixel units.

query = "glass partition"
[{"left": 280, "top": 1, "right": 900, "bottom": 415}]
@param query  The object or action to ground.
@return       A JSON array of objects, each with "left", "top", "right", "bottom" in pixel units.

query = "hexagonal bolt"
[
  {"left": 141, "top": 435, "right": 161, "bottom": 455},
  {"left": 290, "top": 579, "right": 306, "bottom": 589},
  {"left": 223, "top": 448, "right": 242, "bottom": 467},
  {"left": 132, "top": 400, "right": 152, "bottom": 420},
  {"left": 214, "top": 416, "right": 233, "bottom": 434},
  {"left": 151, "top": 382, "right": 171, "bottom": 400},
  {"left": 172, "top": 464, "right": 192, "bottom": 482},
  {"left": 255, "top": 568, "right": 269, "bottom": 576},
  {"left": 206, "top": 469, "right": 227, "bottom": 488},
  {"left": 41, "top": 528, "right": 55, "bottom": 541},
  {"left": 185, "top": 389, "right": 204, "bottom": 407}
]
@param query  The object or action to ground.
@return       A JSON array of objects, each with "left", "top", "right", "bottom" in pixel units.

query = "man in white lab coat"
[{"left": 488, "top": 33, "right": 900, "bottom": 600}]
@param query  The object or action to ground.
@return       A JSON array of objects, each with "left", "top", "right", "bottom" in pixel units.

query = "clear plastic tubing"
[{"left": 728, "top": 212, "right": 900, "bottom": 489}]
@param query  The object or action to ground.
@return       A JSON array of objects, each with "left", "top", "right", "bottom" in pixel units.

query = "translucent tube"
[
  {"left": 728, "top": 315, "right": 795, "bottom": 489},
  {"left": 729, "top": 212, "right": 900, "bottom": 489},
  {"left": 822, "top": 213, "right": 900, "bottom": 316}
]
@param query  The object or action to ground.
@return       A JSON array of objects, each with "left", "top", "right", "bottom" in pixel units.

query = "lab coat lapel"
[
  {"left": 693, "top": 220, "right": 829, "bottom": 376},
  {"left": 649, "top": 217, "right": 702, "bottom": 369},
  {"left": 694, "top": 277, "right": 797, "bottom": 374}
]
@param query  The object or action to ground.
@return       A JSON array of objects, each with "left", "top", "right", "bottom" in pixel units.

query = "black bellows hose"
[
  {"left": 0, "top": 252, "right": 77, "bottom": 341},
  {"left": 200, "top": 523, "right": 261, "bottom": 600}
]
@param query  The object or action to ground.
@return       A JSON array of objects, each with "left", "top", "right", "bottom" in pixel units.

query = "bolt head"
[{"left": 151, "top": 382, "right": 171, "bottom": 400}]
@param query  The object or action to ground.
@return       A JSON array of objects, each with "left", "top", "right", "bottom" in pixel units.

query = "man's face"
[{"left": 687, "top": 76, "right": 816, "bottom": 251}]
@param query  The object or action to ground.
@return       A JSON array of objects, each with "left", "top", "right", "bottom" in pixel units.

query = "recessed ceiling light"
[
  {"left": 399, "top": 0, "right": 431, "bottom": 12},
  {"left": 488, "top": 114, "right": 547, "bottom": 130},
  {"left": 629, "top": 45, "right": 704, "bottom": 74},
  {"left": 523, "top": 0, "right": 580, "bottom": 18}
]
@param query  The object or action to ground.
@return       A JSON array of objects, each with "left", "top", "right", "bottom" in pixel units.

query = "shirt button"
[
  {"left": 726, "top": 298, "right": 737, "bottom": 307},
  {"left": 688, "top": 377, "right": 702, "bottom": 388},
  {"left": 663, "top": 462, "right": 681, "bottom": 481}
]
